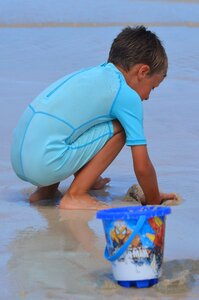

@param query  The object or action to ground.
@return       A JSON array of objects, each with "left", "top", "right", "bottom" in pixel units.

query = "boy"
[{"left": 11, "top": 26, "right": 177, "bottom": 210}]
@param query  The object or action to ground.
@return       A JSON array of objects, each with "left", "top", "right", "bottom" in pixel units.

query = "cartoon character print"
[
  {"left": 146, "top": 217, "right": 165, "bottom": 270},
  {"left": 110, "top": 220, "right": 130, "bottom": 248},
  {"left": 110, "top": 220, "right": 140, "bottom": 249},
  {"left": 108, "top": 217, "right": 165, "bottom": 273},
  {"left": 148, "top": 217, "right": 165, "bottom": 248}
]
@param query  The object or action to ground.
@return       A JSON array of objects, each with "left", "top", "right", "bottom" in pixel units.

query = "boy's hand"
[
  {"left": 140, "top": 192, "right": 178, "bottom": 205},
  {"left": 159, "top": 192, "right": 178, "bottom": 204}
]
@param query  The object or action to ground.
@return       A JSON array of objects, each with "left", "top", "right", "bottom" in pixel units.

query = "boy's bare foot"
[
  {"left": 91, "top": 176, "right": 111, "bottom": 190},
  {"left": 59, "top": 192, "right": 110, "bottom": 210},
  {"left": 29, "top": 184, "right": 62, "bottom": 203}
]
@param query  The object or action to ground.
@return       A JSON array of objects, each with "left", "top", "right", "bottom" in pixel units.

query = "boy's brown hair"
[{"left": 108, "top": 26, "right": 168, "bottom": 75}]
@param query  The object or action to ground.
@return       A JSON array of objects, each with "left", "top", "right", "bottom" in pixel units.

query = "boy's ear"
[{"left": 137, "top": 64, "right": 150, "bottom": 80}]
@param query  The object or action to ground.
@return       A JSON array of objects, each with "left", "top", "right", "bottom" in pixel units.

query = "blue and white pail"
[{"left": 96, "top": 206, "right": 171, "bottom": 288}]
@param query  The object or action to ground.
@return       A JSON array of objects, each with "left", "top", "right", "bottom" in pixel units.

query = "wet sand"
[{"left": 1, "top": 1, "right": 199, "bottom": 299}]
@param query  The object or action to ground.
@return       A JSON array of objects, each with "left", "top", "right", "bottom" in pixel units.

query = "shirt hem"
[{"left": 126, "top": 140, "right": 147, "bottom": 146}]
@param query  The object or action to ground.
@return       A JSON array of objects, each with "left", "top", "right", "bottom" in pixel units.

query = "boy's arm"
[
  {"left": 131, "top": 145, "right": 161, "bottom": 205},
  {"left": 131, "top": 145, "right": 177, "bottom": 204}
]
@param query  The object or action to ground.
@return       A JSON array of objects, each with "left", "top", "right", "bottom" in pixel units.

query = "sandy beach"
[{"left": 1, "top": 0, "right": 199, "bottom": 299}]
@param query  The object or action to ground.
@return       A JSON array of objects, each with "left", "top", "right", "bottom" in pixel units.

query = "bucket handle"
[{"left": 104, "top": 215, "right": 146, "bottom": 262}]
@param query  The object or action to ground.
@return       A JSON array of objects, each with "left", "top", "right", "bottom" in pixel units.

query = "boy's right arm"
[{"left": 131, "top": 145, "right": 161, "bottom": 205}]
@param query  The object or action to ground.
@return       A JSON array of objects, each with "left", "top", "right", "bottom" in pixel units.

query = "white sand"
[{"left": 1, "top": 1, "right": 199, "bottom": 299}]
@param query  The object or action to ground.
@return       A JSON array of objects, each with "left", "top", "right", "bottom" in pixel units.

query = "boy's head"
[
  {"left": 108, "top": 26, "right": 168, "bottom": 100},
  {"left": 108, "top": 25, "right": 167, "bottom": 76}
]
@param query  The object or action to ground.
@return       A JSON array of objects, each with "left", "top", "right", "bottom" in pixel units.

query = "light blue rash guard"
[{"left": 11, "top": 62, "right": 147, "bottom": 186}]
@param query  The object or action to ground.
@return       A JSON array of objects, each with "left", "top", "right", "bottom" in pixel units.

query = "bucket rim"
[{"left": 96, "top": 205, "right": 171, "bottom": 220}]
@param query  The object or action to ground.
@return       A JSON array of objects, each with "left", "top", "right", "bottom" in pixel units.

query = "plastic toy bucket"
[{"left": 96, "top": 206, "right": 171, "bottom": 288}]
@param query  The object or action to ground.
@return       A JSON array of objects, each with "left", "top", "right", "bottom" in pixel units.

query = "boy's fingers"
[{"left": 160, "top": 193, "right": 178, "bottom": 200}]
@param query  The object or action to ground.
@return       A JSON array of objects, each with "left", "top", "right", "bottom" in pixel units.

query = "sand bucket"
[{"left": 96, "top": 206, "right": 171, "bottom": 288}]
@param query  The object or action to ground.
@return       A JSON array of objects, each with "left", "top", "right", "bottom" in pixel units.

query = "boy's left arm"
[{"left": 131, "top": 145, "right": 177, "bottom": 205}]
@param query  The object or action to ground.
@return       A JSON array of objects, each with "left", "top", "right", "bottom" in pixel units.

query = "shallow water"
[{"left": 1, "top": 0, "right": 199, "bottom": 299}]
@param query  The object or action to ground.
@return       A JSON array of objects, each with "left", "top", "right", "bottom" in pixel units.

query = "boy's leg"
[
  {"left": 60, "top": 121, "right": 125, "bottom": 210},
  {"left": 29, "top": 176, "right": 110, "bottom": 203}
]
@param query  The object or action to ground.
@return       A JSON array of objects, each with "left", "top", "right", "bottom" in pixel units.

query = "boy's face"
[
  {"left": 133, "top": 72, "right": 165, "bottom": 101},
  {"left": 120, "top": 64, "right": 166, "bottom": 101}
]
